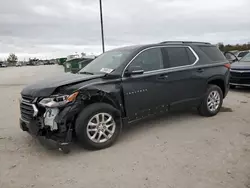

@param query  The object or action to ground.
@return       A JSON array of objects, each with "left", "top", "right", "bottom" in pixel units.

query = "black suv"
[{"left": 19, "top": 41, "right": 230, "bottom": 152}]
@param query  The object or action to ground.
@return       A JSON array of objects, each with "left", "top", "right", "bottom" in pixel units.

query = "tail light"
[{"left": 224, "top": 63, "right": 231, "bottom": 69}]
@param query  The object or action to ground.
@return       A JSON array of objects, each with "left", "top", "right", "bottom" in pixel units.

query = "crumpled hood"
[
  {"left": 21, "top": 73, "right": 104, "bottom": 97},
  {"left": 231, "top": 61, "right": 250, "bottom": 70}
]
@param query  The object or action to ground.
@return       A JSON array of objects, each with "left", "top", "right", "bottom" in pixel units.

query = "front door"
[{"left": 122, "top": 47, "right": 169, "bottom": 121}]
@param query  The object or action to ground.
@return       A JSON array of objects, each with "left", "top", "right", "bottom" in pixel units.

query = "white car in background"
[
  {"left": 235, "top": 50, "right": 250, "bottom": 60},
  {"left": 16, "top": 62, "right": 23, "bottom": 67},
  {"left": 0, "top": 61, "right": 7, "bottom": 67}
]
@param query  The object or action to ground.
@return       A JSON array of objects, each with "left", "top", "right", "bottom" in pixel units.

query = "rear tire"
[
  {"left": 198, "top": 84, "right": 223, "bottom": 117},
  {"left": 75, "top": 103, "right": 122, "bottom": 150}
]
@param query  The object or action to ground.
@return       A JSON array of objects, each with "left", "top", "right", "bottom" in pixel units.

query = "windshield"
[
  {"left": 79, "top": 49, "right": 133, "bottom": 74},
  {"left": 239, "top": 52, "right": 250, "bottom": 62}
]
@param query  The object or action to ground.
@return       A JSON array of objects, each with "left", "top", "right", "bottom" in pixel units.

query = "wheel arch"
[
  {"left": 207, "top": 76, "right": 226, "bottom": 97},
  {"left": 75, "top": 102, "right": 123, "bottom": 150},
  {"left": 78, "top": 89, "right": 125, "bottom": 118}
]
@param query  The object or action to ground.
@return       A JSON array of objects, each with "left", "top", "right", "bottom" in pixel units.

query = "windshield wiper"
[{"left": 79, "top": 71, "right": 94, "bottom": 75}]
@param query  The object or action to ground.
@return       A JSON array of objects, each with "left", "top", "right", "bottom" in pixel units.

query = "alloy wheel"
[
  {"left": 207, "top": 90, "right": 221, "bottom": 112},
  {"left": 86, "top": 113, "right": 116, "bottom": 143}
]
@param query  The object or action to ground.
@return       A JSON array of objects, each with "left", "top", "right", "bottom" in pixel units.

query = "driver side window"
[{"left": 129, "top": 48, "right": 164, "bottom": 72}]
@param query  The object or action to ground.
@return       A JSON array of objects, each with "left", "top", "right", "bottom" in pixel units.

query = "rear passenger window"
[
  {"left": 199, "top": 46, "right": 226, "bottom": 62},
  {"left": 162, "top": 47, "right": 196, "bottom": 68}
]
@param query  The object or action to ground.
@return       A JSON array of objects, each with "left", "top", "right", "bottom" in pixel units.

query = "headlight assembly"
[{"left": 39, "top": 92, "right": 79, "bottom": 108}]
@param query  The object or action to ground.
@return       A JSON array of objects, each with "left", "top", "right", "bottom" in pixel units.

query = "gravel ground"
[{"left": 0, "top": 65, "right": 250, "bottom": 188}]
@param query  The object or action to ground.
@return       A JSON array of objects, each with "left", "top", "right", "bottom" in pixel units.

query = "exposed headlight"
[{"left": 39, "top": 92, "right": 79, "bottom": 108}]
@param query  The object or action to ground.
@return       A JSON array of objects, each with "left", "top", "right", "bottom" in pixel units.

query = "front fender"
[{"left": 78, "top": 83, "right": 125, "bottom": 117}]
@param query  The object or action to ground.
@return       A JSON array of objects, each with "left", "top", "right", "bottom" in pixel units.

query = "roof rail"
[{"left": 160, "top": 41, "right": 211, "bottom": 45}]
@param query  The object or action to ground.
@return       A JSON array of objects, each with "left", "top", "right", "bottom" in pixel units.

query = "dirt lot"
[{"left": 0, "top": 65, "right": 250, "bottom": 188}]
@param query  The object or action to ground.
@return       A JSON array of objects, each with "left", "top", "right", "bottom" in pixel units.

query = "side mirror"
[
  {"left": 125, "top": 66, "right": 144, "bottom": 76},
  {"left": 224, "top": 52, "right": 238, "bottom": 63}
]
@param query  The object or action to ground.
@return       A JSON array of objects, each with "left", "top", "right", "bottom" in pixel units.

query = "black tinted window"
[
  {"left": 238, "top": 51, "right": 249, "bottom": 58},
  {"left": 199, "top": 46, "right": 226, "bottom": 62},
  {"left": 130, "top": 48, "right": 164, "bottom": 72},
  {"left": 162, "top": 47, "right": 194, "bottom": 68}
]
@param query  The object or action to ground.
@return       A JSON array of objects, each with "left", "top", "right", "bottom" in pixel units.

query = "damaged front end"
[{"left": 19, "top": 92, "right": 81, "bottom": 153}]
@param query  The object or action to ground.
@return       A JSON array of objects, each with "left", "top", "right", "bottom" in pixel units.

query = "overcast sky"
[{"left": 0, "top": 0, "right": 250, "bottom": 60}]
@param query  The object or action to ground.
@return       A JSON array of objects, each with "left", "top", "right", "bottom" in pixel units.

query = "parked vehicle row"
[
  {"left": 16, "top": 62, "right": 23, "bottom": 67},
  {"left": 222, "top": 50, "right": 250, "bottom": 88},
  {"left": 16, "top": 60, "right": 56, "bottom": 66},
  {"left": 0, "top": 61, "right": 7, "bottom": 67},
  {"left": 234, "top": 50, "right": 250, "bottom": 60},
  {"left": 229, "top": 52, "right": 250, "bottom": 88},
  {"left": 19, "top": 41, "right": 230, "bottom": 153}
]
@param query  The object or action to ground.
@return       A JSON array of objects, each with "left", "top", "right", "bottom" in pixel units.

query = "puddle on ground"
[{"left": 220, "top": 106, "right": 233, "bottom": 112}]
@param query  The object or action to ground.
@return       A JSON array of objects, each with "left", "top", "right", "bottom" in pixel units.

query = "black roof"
[
  {"left": 159, "top": 41, "right": 211, "bottom": 45},
  {"left": 109, "top": 41, "right": 213, "bottom": 54},
  {"left": 110, "top": 45, "right": 145, "bottom": 51}
]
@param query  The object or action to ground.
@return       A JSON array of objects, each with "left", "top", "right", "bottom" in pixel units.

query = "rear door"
[{"left": 161, "top": 46, "right": 205, "bottom": 106}]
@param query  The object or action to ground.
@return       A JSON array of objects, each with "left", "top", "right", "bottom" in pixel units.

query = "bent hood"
[
  {"left": 231, "top": 61, "right": 250, "bottom": 70},
  {"left": 21, "top": 73, "right": 104, "bottom": 97}
]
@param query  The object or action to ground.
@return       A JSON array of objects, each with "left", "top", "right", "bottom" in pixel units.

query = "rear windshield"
[{"left": 199, "top": 46, "right": 226, "bottom": 62}]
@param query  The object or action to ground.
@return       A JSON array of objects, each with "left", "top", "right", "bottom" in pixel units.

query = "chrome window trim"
[{"left": 122, "top": 45, "right": 199, "bottom": 77}]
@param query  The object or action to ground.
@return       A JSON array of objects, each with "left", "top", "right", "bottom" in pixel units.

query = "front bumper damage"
[{"left": 20, "top": 102, "right": 81, "bottom": 153}]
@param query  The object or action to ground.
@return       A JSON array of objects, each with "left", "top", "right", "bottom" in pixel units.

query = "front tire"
[
  {"left": 198, "top": 84, "right": 223, "bottom": 117},
  {"left": 75, "top": 103, "right": 122, "bottom": 150}
]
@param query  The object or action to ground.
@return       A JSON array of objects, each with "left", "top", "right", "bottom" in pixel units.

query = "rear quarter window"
[{"left": 199, "top": 46, "right": 226, "bottom": 62}]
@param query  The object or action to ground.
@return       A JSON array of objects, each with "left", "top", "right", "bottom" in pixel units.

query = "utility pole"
[{"left": 99, "top": 0, "right": 105, "bottom": 53}]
